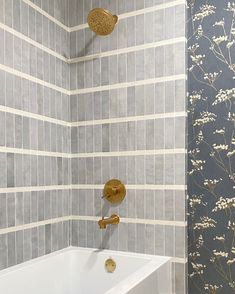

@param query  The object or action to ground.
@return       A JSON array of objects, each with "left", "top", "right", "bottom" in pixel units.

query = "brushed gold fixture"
[
  {"left": 105, "top": 258, "right": 116, "bottom": 273},
  {"left": 98, "top": 214, "right": 120, "bottom": 229},
  {"left": 103, "top": 179, "right": 126, "bottom": 204},
  {"left": 87, "top": 8, "right": 118, "bottom": 36}
]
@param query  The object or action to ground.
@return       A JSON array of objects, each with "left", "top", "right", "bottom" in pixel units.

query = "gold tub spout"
[{"left": 98, "top": 214, "right": 120, "bottom": 229}]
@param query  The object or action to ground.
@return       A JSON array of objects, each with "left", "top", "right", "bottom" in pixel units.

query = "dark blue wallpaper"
[{"left": 188, "top": 0, "right": 235, "bottom": 293}]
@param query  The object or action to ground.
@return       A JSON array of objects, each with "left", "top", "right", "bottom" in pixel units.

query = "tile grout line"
[
  {"left": 0, "top": 216, "right": 187, "bottom": 233},
  {"left": 0, "top": 185, "right": 72, "bottom": 194},
  {"left": 70, "top": 74, "right": 187, "bottom": 95},
  {"left": 71, "top": 149, "right": 187, "bottom": 158},
  {"left": 0, "top": 184, "right": 186, "bottom": 194},
  {"left": 71, "top": 112, "right": 187, "bottom": 127},
  {"left": 0, "top": 216, "right": 71, "bottom": 235},
  {"left": 73, "top": 185, "right": 187, "bottom": 190},
  {"left": 0, "top": 146, "right": 70, "bottom": 158},
  {"left": 0, "top": 146, "right": 186, "bottom": 158},
  {"left": 0, "top": 107, "right": 187, "bottom": 127},
  {"left": 72, "top": 215, "right": 187, "bottom": 227},
  {"left": 22, "top": 0, "right": 186, "bottom": 33},
  {"left": 0, "top": 105, "right": 70, "bottom": 127}
]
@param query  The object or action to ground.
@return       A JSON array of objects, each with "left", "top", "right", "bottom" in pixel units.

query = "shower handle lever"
[{"left": 102, "top": 186, "right": 119, "bottom": 199}]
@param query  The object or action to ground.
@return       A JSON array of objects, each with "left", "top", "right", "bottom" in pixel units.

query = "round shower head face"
[{"left": 87, "top": 8, "right": 118, "bottom": 36}]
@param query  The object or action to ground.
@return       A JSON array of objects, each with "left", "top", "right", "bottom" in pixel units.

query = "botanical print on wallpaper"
[{"left": 188, "top": 0, "right": 235, "bottom": 293}]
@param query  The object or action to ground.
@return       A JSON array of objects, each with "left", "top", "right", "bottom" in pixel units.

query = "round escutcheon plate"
[{"left": 103, "top": 179, "right": 126, "bottom": 204}]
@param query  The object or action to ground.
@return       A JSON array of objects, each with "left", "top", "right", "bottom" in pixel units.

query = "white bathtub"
[{"left": 0, "top": 247, "right": 172, "bottom": 294}]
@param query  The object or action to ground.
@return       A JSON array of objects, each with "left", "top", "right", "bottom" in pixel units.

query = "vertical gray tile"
[
  {"left": 136, "top": 223, "right": 145, "bottom": 253},
  {"left": 16, "top": 230, "right": 23, "bottom": 264},
  {"left": 127, "top": 223, "right": 136, "bottom": 252},
  {"left": 136, "top": 15, "right": 144, "bottom": 45},
  {"left": 145, "top": 190, "right": 155, "bottom": 219},
  {"left": 0, "top": 194, "right": 7, "bottom": 228},
  {"left": 164, "top": 190, "right": 174, "bottom": 221},
  {"left": 165, "top": 226, "right": 175, "bottom": 256},
  {"left": 38, "top": 226, "right": 45, "bottom": 257},
  {"left": 155, "top": 190, "right": 164, "bottom": 220},
  {"left": 45, "top": 224, "right": 52, "bottom": 254},
  {"left": 102, "top": 124, "right": 110, "bottom": 152},
  {"left": 145, "top": 224, "right": 155, "bottom": 254},
  {"left": 146, "top": 120, "right": 155, "bottom": 150},
  {"left": 135, "top": 85, "right": 145, "bottom": 116},
  {"left": 7, "top": 153, "right": 15, "bottom": 187},
  {"left": 16, "top": 193, "right": 24, "bottom": 225},
  {"left": 135, "top": 50, "right": 145, "bottom": 81},
  {"left": 145, "top": 155, "right": 155, "bottom": 184},
  {"left": 23, "top": 229, "right": 31, "bottom": 262},
  {"left": 24, "top": 192, "right": 31, "bottom": 224},
  {"left": 0, "top": 154, "right": 7, "bottom": 188},
  {"left": 145, "top": 48, "right": 155, "bottom": 79},
  {"left": 0, "top": 234, "right": 7, "bottom": 270},
  {"left": 155, "top": 225, "right": 164, "bottom": 255},
  {"left": 7, "top": 232, "right": 16, "bottom": 267}
]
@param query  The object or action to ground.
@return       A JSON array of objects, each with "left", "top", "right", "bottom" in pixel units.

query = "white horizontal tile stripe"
[
  {"left": 68, "top": 37, "right": 187, "bottom": 63},
  {"left": 71, "top": 112, "right": 187, "bottom": 127},
  {"left": 0, "top": 108, "right": 186, "bottom": 132},
  {"left": 0, "top": 216, "right": 70, "bottom": 235},
  {"left": 0, "top": 146, "right": 70, "bottom": 158},
  {"left": 0, "top": 22, "right": 67, "bottom": 62},
  {"left": 68, "top": 23, "right": 89, "bottom": 32},
  {"left": 0, "top": 185, "right": 71, "bottom": 194},
  {"left": 70, "top": 74, "right": 187, "bottom": 95},
  {"left": 71, "top": 149, "right": 186, "bottom": 158},
  {"left": 171, "top": 257, "right": 187, "bottom": 264},
  {"left": 72, "top": 215, "right": 187, "bottom": 227},
  {"left": 0, "top": 146, "right": 185, "bottom": 158},
  {"left": 0, "top": 215, "right": 187, "bottom": 235},
  {"left": 72, "top": 185, "right": 187, "bottom": 190},
  {"left": 22, "top": 0, "right": 69, "bottom": 32},
  {"left": 0, "top": 184, "right": 186, "bottom": 194},
  {"left": 69, "top": 0, "right": 186, "bottom": 32},
  {"left": 0, "top": 64, "right": 69, "bottom": 95},
  {"left": 0, "top": 105, "right": 70, "bottom": 127}
]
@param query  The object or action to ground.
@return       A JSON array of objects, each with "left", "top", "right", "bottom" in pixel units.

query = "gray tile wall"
[
  {"left": 29, "top": 0, "right": 69, "bottom": 27},
  {"left": 0, "top": 0, "right": 69, "bottom": 59},
  {"left": 0, "top": 0, "right": 71, "bottom": 270},
  {"left": 69, "top": 1, "right": 187, "bottom": 293},
  {"left": 70, "top": 80, "right": 186, "bottom": 122},
  {"left": 0, "top": 1, "right": 187, "bottom": 293}
]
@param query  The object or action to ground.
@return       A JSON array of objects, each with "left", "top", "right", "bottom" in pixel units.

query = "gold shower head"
[{"left": 87, "top": 8, "right": 118, "bottom": 36}]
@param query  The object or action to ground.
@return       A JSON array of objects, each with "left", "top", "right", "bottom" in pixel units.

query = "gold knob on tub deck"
[
  {"left": 103, "top": 179, "right": 126, "bottom": 204},
  {"left": 105, "top": 258, "right": 116, "bottom": 273}
]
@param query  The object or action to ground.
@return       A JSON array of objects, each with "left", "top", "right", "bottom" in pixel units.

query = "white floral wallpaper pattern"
[{"left": 188, "top": 0, "right": 235, "bottom": 293}]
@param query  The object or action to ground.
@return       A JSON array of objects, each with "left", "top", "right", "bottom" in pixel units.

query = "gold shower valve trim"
[
  {"left": 87, "top": 8, "right": 118, "bottom": 36},
  {"left": 103, "top": 179, "right": 126, "bottom": 204}
]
